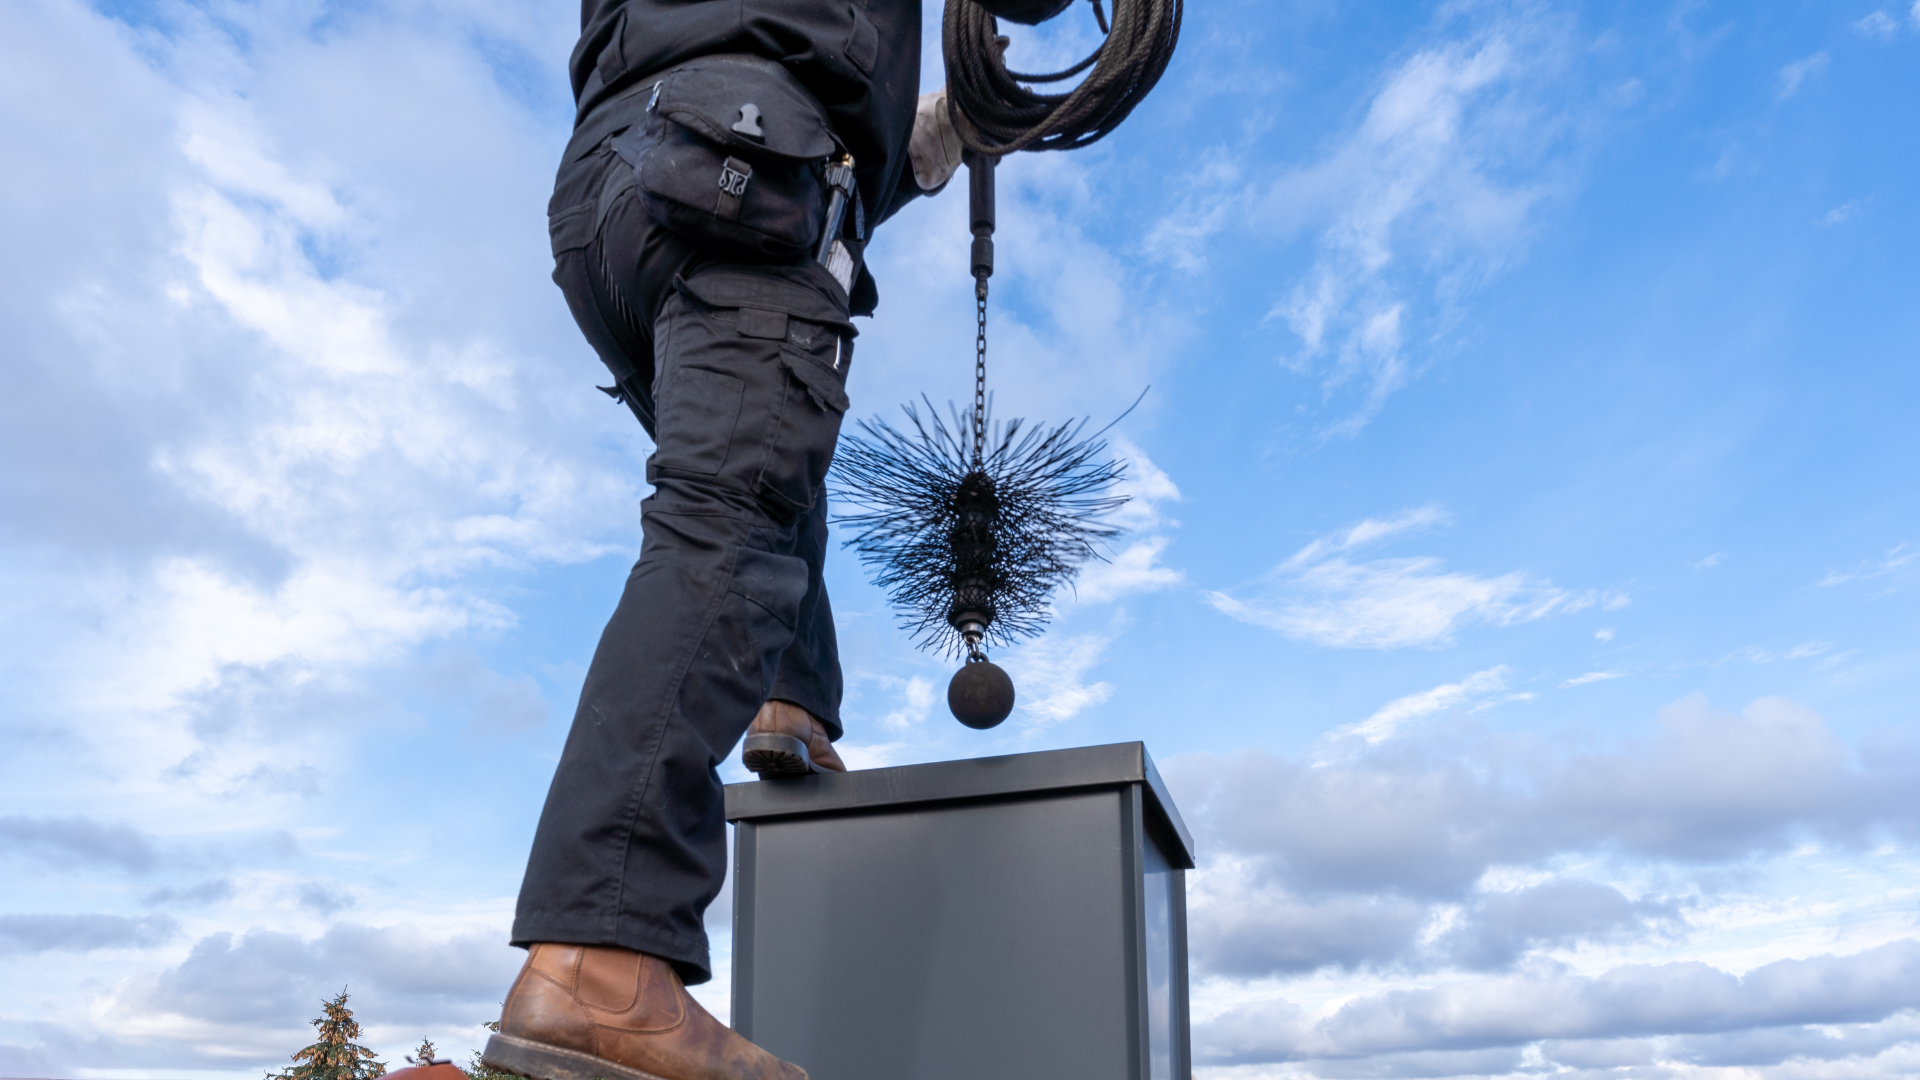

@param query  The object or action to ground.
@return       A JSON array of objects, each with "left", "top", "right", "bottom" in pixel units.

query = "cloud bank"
[{"left": 1166, "top": 694, "right": 1920, "bottom": 1076}]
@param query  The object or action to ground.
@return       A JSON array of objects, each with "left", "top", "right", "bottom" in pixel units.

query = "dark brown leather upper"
[
  {"left": 749, "top": 701, "right": 845, "bottom": 772},
  {"left": 502, "top": 943, "right": 807, "bottom": 1080}
]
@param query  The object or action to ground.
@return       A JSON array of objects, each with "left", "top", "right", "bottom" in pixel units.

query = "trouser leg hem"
[{"left": 509, "top": 918, "right": 713, "bottom": 986}]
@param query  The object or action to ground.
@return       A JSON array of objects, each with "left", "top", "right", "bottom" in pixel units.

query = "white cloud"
[
  {"left": 880, "top": 676, "right": 936, "bottom": 730},
  {"left": 1206, "top": 509, "right": 1593, "bottom": 649},
  {"left": 1818, "top": 543, "right": 1916, "bottom": 589},
  {"left": 0, "top": 914, "right": 181, "bottom": 956},
  {"left": 856, "top": 147, "right": 1184, "bottom": 449},
  {"left": 0, "top": 0, "right": 646, "bottom": 812},
  {"left": 1187, "top": 869, "right": 1428, "bottom": 976},
  {"left": 1163, "top": 695, "right": 1907, "bottom": 903},
  {"left": 1715, "top": 641, "right": 1837, "bottom": 666},
  {"left": 1660, "top": 1015, "right": 1920, "bottom": 1071},
  {"left": 1595, "top": 627, "right": 1615, "bottom": 642},
  {"left": 1197, "top": 939, "right": 1920, "bottom": 1065},
  {"left": 1281, "top": 506, "right": 1451, "bottom": 568},
  {"left": 1254, "top": 11, "right": 1580, "bottom": 435},
  {"left": 1824, "top": 198, "right": 1869, "bottom": 225},
  {"left": 1856, "top": 11, "right": 1899, "bottom": 37},
  {"left": 1074, "top": 535, "right": 1185, "bottom": 604},
  {"left": 1142, "top": 5, "right": 1592, "bottom": 435},
  {"left": 1433, "top": 878, "right": 1682, "bottom": 971},
  {"left": 99, "top": 922, "right": 520, "bottom": 1052},
  {"left": 1693, "top": 553, "right": 1723, "bottom": 569},
  {"left": 0, "top": 815, "right": 163, "bottom": 874},
  {"left": 1155, "top": 694, "right": 1920, "bottom": 1076},
  {"left": 0, "top": 3, "right": 637, "bottom": 1067},
  {"left": 1561, "top": 670, "right": 1624, "bottom": 688},
  {"left": 1335, "top": 666, "right": 1512, "bottom": 743},
  {"left": 833, "top": 741, "right": 918, "bottom": 770},
  {"left": 1067, "top": 437, "right": 1185, "bottom": 604},
  {"left": 1107, "top": 435, "right": 1183, "bottom": 531},
  {"left": 1776, "top": 52, "right": 1830, "bottom": 101},
  {"left": 1141, "top": 150, "right": 1247, "bottom": 274},
  {"left": 1169, "top": 696, "right": 1920, "bottom": 1074},
  {"left": 1003, "top": 631, "right": 1116, "bottom": 727}
]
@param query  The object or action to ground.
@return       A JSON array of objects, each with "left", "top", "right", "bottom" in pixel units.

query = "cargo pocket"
[
  {"left": 755, "top": 329, "right": 851, "bottom": 514},
  {"left": 650, "top": 294, "right": 748, "bottom": 477},
  {"left": 547, "top": 199, "right": 595, "bottom": 257},
  {"left": 661, "top": 269, "right": 854, "bottom": 512}
]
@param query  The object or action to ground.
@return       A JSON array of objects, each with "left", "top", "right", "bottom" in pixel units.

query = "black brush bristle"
[{"left": 830, "top": 399, "right": 1129, "bottom": 656}]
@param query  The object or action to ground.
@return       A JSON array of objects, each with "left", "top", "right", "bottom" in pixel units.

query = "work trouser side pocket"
[
  {"left": 649, "top": 294, "right": 749, "bottom": 477},
  {"left": 759, "top": 330, "right": 851, "bottom": 514},
  {"left": 649, "top": 269, "right": 853, "bottom": 514}
]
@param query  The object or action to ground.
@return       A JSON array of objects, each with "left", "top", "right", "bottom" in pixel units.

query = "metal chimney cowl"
[{"left": 725, "top": 741, "right": 1194, "bottom": 1080}]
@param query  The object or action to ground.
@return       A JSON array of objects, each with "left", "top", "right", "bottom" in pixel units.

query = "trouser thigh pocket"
[
  {"left": 650, "top": 293, "right": 750, "bottom": 476},
  {"left": 657, "top": 269, "right": 854, "bottom": 512},
  {"left": 755, "top": 322, "right": 850, "bottom": 514}
]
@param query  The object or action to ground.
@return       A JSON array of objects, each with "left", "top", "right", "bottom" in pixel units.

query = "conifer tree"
[
  {"left": 268, "top": 989, "right": 386, "bottom": 1080},
  {"left": 409, "top": 1038, "right": 440, "bottom": 1066}
]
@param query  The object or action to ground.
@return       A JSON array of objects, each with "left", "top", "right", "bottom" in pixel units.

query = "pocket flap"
[
  {"left": 675, "top": 270, "right": 857, "bottom": 336},
  {"left": 779, "top": 349, "right": 850, "bottom": 415},
  {"left": 657, "top": 56, "right": 837, "bottom": 163},
  {"left": 548, "top": 199, "right": 596, "bottom": 256}
]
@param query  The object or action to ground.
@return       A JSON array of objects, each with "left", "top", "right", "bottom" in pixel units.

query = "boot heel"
[{"left": 742, "top": 733, "right": 816, "bottom": 777}]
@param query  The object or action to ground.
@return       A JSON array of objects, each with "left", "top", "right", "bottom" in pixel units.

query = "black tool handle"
[
  {"left": 968, "top": 152, "right": 995, "bottom": 288},
  {"left": 816, "top": 156, "right": 857, "bottom": 265}
]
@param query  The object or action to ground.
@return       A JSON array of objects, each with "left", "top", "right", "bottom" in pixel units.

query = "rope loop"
[{"left": 942, "top": 0, "right": 1182, "bottom": 157}]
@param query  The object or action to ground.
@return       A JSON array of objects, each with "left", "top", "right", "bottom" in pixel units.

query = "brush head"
[
  {"left": 832, "top": 399, "right": 1130, "bottom": 658},
  {"left": 948, "top": 658, "right": 1016, "bottom": 729}
]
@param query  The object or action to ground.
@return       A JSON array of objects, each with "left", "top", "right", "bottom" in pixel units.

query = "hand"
[{"left": 909, "top": 88, "right": 964, "bottom": 192}]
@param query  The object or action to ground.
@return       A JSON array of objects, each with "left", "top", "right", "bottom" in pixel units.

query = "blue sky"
[{"left": 3, "top": 0, "right": 1918, "bottom": 1078}]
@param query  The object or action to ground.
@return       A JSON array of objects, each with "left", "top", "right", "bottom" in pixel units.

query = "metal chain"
[{"left": 973, "top": 281, "right": 988, "bottom": 467}]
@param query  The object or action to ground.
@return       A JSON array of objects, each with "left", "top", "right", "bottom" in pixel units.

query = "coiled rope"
[{"left": 942, "top": 0, "right": 1182, "bottom": 157}]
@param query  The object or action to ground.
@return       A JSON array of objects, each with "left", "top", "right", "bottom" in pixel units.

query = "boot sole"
[
  {"left": 742, "top": 733, "right": 816, "bottom": 778},
  {"left": 482, "top": 1033, "right": 671, "bottom": 1080}
]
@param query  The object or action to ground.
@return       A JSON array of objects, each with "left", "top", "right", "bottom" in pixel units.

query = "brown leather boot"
[
  {"left": 483, "top": 944, "right": 806, "bottom": 1080},
  {"left": 740, "top": 700, "right": 845, "bottom": 777}
]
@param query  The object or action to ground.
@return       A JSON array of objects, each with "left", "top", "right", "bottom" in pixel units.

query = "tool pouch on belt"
[{"left": 612, "top": 54, "right": 840, "bottom": 261}]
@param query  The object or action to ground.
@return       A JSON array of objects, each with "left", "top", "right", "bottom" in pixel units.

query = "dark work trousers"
[{"left": 511, "top": 134, "right": 854, "bottom": 985}]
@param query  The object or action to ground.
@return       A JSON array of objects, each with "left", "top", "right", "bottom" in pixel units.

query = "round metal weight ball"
[{"left": 948, "top": 660, "right": 1016, "bottom": 729}]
